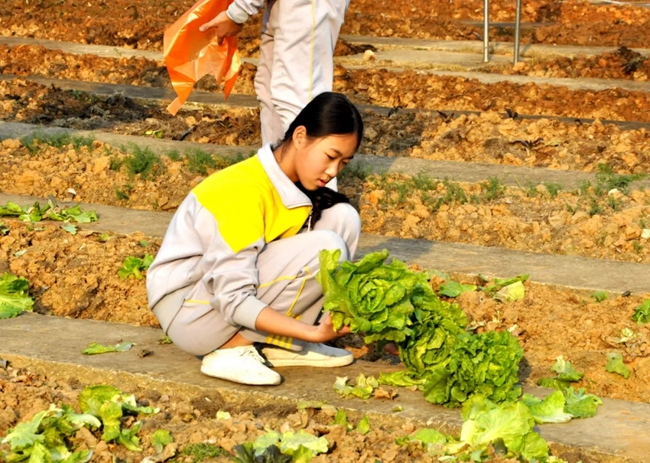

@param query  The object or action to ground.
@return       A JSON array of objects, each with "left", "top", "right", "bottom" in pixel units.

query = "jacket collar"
[{"left": 257, "top": 143, "right": 312, "bottom": 208}]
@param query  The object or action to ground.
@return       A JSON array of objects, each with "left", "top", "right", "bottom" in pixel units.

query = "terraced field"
[{"left": 2, "top": 0, "right": 650, "bottom": 461}]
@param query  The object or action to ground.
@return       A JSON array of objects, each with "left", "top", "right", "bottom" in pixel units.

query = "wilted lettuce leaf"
[
  {"left": 0, "top": 200, "right": 98, "bottom": 224},
  {"left": 483, "top": 274, "right": 529, "bottom": 294},
  {"left": 117, "top": 422, "right": 142, "bottom": 452},
  {"left": 632, "top": 299, "right": 650, "bottom": 325},
  {"left": 333, "top": 374, "right": 378, "bottom": 399},
  {"left": 78, "top": 385, "right": 122, "bottom": 416},
  {"left": 522, "top": 391, "right": 573, "bottom": 424},
  {"left": 81, "top": 342, "right": 134, "bottom": 355},
  {"left": 536, "top": 377, "right": 573, "bottom": 390},
  {"left": 1, "top": 410, "right": 47, "bottom": 450},
  {"left": 457, "top": 396, "right": 548, "bottom": 460},
  {"left": 396, "top": 428, "right": 447, "bottom": 447},
  {"left": 551, "top": 356, "right": 584, "bottom": 382},
  {"left": 563, "top": 387, "right": 602, "bottom": 419},
  {"left": 278, "top": 430, "right": 328, "bottom": 456},
  {"left": 1, "top": 405, "right": 95, "bottom": 463},
  {"left": 494, "top": 281, "right": 526, "bottom": 302},
  {"left": 605, "top": 352, "right": 630, "bottom": 379},
  {"left": 98, "top": 401, "right": 122, "bottom": 442},
  {"left": 0, "top": 272, "right": 34, "bottom": 319},
  {"left": 250, "top": 430, "right": 328, "bottom": 462}
]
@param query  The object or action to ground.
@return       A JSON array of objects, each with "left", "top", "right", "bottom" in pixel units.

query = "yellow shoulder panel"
[{"left": 192, "top": 157, "right": 311, "bottom": 252}]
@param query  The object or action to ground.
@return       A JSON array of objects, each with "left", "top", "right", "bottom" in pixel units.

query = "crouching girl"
[{"left": 146, "top": 92, "right": 363, "bottom": 386}]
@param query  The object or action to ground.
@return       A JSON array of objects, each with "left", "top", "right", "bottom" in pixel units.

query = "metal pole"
[
  {"left": 483, "top": 0, "right": 490, "bottom": 62},
  {"left": 514, "top": 0, "right": 522, "bottom": 64}
]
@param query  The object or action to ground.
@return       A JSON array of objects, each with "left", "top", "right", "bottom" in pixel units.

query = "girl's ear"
[{"left": 292, "top": 125, "right": 308, "bottom": 148}]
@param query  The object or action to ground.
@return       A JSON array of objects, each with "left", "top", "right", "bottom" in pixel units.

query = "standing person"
[
  {"left": 199, "top": 0, "right": 350, "bottom": 148},
  {"left": 146, "top": 93, "right": 363, "bottom": 386}
]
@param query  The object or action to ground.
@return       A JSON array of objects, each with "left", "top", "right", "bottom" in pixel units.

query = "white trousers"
[
  {"left": 255, "top": 0, "right": 350, "bottom": 145},
  {"left": 158, "top": 204, "right": 360, "bottom": 356}
]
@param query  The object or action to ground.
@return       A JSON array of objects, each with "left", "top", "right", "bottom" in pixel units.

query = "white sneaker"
[
  {"left": 261, "top": 343, "right": 354, "bottom": 368},
  {"left": 200, "top": 346, "right": 281, "bottom": 385}
]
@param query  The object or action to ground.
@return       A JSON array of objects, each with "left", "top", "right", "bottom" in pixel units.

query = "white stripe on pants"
[
  {"left": 256, "top": 0, "right": 350, "bottom": 145},
  {"left": 162, "top": 203, "right": 360, "bottom": 356}
]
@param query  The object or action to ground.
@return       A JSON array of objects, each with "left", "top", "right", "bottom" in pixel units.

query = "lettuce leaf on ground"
[
  {"left": 457, "top": 395, "right": 548, "bottom": 461},
  {"left": 0, "top": 272, "right": 34, "bottom": 319},
  {"left": 1, "top": 405, "right": 96, "bottom": 463},
  {"left": 632, "top": 299, "right": 650, "bottom": 325},
  {"left": 333, "top": 374, "right": 378, "bottom": 399},
  {"left": 550, "top": 356, "right": 584, "bottom": 382},
  {"left": 522, "top": 391, "right": 573, "bottom": 424},
  {"left": 438, "top": 281, "right": 477, "bottom": 298},
  {"left": 78, "top": 385, "right": 158, "bottom": 446},
  {"left": 118, "top": 254, "right": 155, "bottom": 280},
  {"left": 249, "top": 430, "right": 328, "bottom": 462},
  {"left": 563, "top": 387, "right": 602, "bottom": 419},
  {"left": 81, "top": 342, "right": 134, "bottom": 355},
  {"left": 0, "top": 200, "right": 98, "bottom": 224},
  {"left": 605, "top": 352, "right": 631, "bottom": 379}
]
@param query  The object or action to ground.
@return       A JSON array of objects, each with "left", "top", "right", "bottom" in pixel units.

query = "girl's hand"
[
  {"left": 309, "top": 312, "right": 350, "bottom": 343},
  {"left": 199, "top": 11, "right": 243, "bottom": 44}
]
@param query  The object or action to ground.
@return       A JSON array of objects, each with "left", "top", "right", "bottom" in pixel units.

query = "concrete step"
[
  {"left": 1, "top": 313, "right": 649, "bottom": 462},
  {"left": 2, "top": 192, "right": 649, "bottom": 294},
  {"left": 4, "top": 120, "right": 650, "bottom": 191}
]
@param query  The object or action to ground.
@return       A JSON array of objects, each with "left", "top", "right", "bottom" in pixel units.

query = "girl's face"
[{"left": 291, "top": 128, "right": 358, "bottom": 190}]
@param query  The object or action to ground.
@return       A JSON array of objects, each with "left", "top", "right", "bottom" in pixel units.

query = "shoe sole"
[
  {"left": 266, "top": 355, "right": 354, "bottom": 368},
  {"left": 200, "top": 365, "right": 281, "bottom": 386}
]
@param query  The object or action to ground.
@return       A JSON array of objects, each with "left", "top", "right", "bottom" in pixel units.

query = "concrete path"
[
  {"left": 1, "top": 313, "right": 649, "bottom": 462},
  {"left": 3, "top": 192, "right": 649, "bottom": 294},
  {"left": 6, "top": 120, "right": 647, "bottom": 190}
]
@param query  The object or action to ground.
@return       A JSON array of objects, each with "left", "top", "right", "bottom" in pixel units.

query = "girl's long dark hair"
[{"left": 280, "top": 92, "right": 364, "bottom": 227}]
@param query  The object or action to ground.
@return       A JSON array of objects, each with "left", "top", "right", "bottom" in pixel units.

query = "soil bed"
[
  {"left": 0, "top": 363, "right": 445, "bottom": 463},
  {"left": 1, "top": 218, "right": 649, "bottom": 404},
  {"left": 3, "top": 43, "right": 650, "bottom": 95},
  {"left": 4, "top": 52, "right": 650, "bottom": 123},
  {"left": 3, "top": 0, "right": 650, "bottom": 50},
  {"left": 2, "top": 78, "right": 650, "bottom": 175},
  {"left": 4, "top": 138, "right": 650, "bottom": 263}
]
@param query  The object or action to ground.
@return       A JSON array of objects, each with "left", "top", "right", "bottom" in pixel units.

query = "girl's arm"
[{"left": 255, "top": 308, "right": 350, "bottom": 344}]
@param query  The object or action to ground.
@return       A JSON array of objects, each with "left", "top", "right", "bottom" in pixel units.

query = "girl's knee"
[
  {"left": 318, "top": 203, "right": 360, "bottom": 236},
  {"left": 311, "top": 230, "right": 349, "bottom": 262}
]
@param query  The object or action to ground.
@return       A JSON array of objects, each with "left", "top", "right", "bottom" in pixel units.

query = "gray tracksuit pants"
[
  {"left": 155, "top": 203, "right": 360, "bottom": 356},
  {"left": 256, "top": 0, "right": 351, "bottom": 145}
]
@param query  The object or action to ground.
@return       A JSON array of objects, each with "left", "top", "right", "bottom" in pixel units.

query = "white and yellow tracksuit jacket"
[{"left": 146, "top": 144, "right": 312, "bottom": 331}]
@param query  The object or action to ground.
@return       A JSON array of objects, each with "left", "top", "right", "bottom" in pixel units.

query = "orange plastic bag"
[{"left": 164, "top": 0, "right": 241, "bottom": 115}]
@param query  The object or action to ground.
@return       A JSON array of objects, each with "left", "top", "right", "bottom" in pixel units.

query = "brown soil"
[
  {"left": 3, "top": 42, "right": 650, "bottom": 102},
  {"left": 1, "top": 218, "right": 649, "bottom": 404},
  {"left": 0, "top": 364, "right": 448, "bottom": 463},
  {"left": 3, "top": 138, "right": 650, "bottom": 263},
  {"left": 487, "top": 47, "right": 650, "bottom": 82},
  {"left": 336, "top": 68, "right": 650, "bottom": 123},
  {"left": 3, "top": 78, "right": 650, "bottom": 175},
  {"left": 3, "top": 0, "right": 650, "bottom": 50}
]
